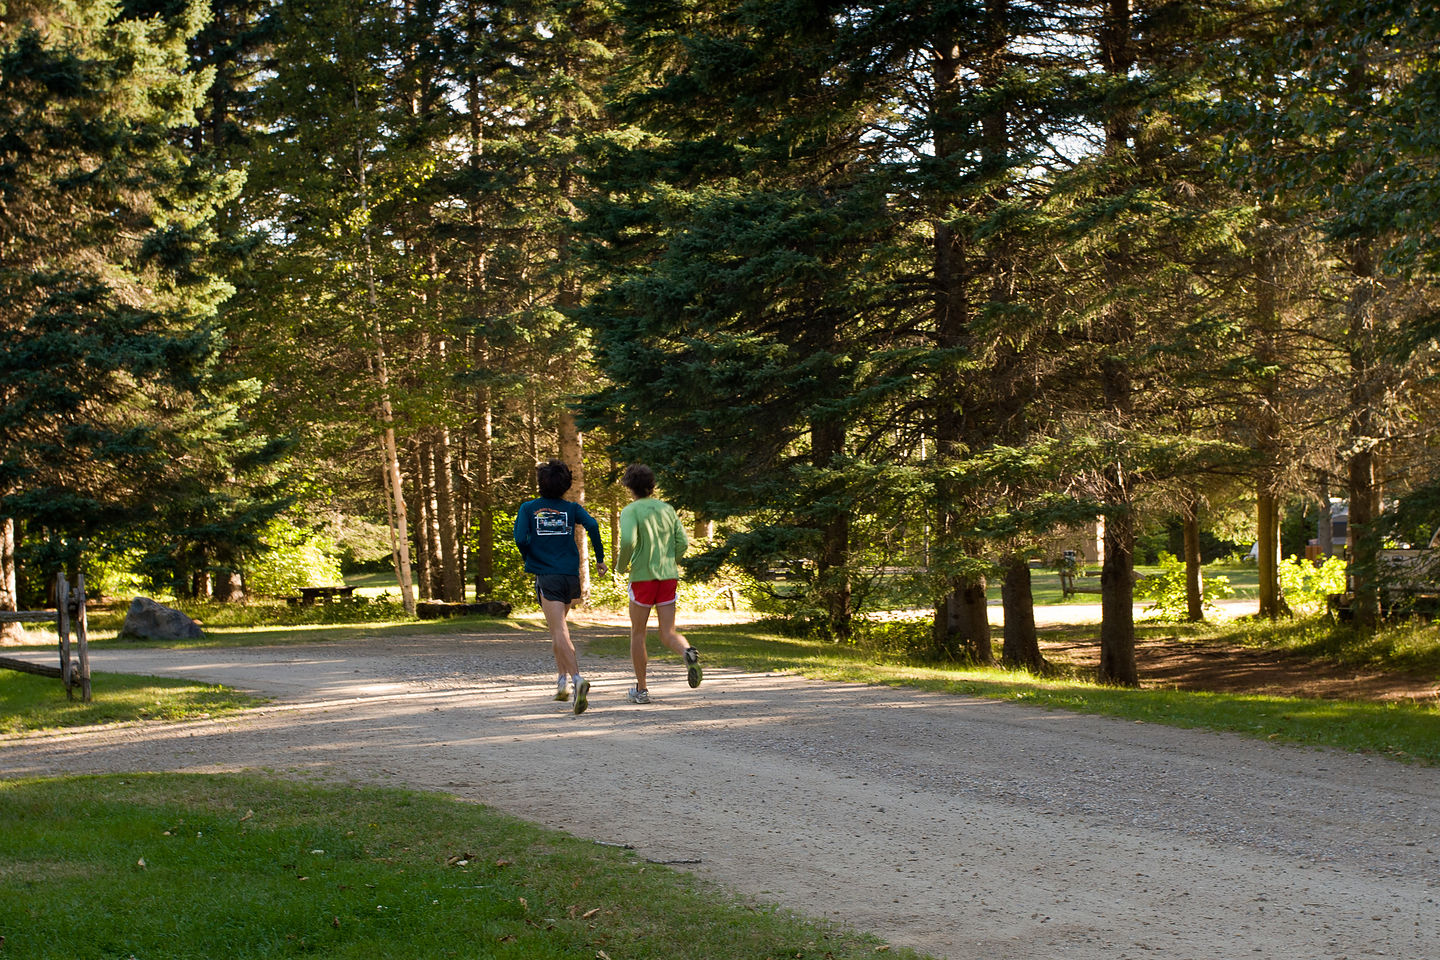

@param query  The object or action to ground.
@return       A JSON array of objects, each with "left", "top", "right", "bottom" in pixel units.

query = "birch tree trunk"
[
  {"left": 433, "top": 427, "right": 463, "bottom": 602},
  {"left": 354, "top": 86, "right": 414, "bottom": 615},
  {"left": 558, "top": 408, "right": 589, "bottom": 599},
  {"left": 474, "top": 385, "right": 494, "bottom": 597},
  {"left": 0, "top": 518, "right": 21, "bottom": 644},
  {"left": 414, "top": 441, "right": 440, "bottom": 599}
]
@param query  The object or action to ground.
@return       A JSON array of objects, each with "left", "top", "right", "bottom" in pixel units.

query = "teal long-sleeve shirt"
[
  {"left": 616, "top": 497, "right": 687, "bottom": 582},
  {"left": 513, "top": 498, "right": 605, "bottom": 576}
]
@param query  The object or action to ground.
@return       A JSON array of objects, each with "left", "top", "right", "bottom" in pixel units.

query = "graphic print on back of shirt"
[{"left": 534, "top": 507, "right": 572, "bottom": 537}]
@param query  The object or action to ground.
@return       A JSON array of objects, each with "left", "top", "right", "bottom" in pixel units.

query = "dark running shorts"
[{"left": 535, "top": 574, "right": 583, "bottom": 604}]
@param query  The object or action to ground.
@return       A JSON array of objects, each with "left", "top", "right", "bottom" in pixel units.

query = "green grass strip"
[
  {"left": 0, "top": 671, "right": 263, "bottom": 735},
  {"left": 0, "top": 773, "right": 926, "bottom": 960}
]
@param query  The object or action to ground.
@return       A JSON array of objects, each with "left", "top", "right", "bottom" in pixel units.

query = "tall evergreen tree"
[{"left": 0, "top": 0, "right": 236, "bottom": 619}]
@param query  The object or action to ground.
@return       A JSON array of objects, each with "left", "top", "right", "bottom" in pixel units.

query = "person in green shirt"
[{"left": 615, "top": 464, "right": 701, "bottom": 703}]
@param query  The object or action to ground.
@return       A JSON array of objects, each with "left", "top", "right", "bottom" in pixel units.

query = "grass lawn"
[
  {"left": 0, "top": 772, "right": 927, "bottom": 960},
  {"left": 0, "top": 670, "right": 263, "bottom": 735}
]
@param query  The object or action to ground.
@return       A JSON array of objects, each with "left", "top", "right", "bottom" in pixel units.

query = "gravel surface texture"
[{"left": 3, "top": 620, "right": 1438, "bottom": 960}]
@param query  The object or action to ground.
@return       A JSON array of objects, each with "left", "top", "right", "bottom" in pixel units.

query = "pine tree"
[
  {"left": 1230, "top": 0, "right": 1440, "bottom": 630},
  {"left": 0, "top": 0, "right": 236, "bottom": 615}
]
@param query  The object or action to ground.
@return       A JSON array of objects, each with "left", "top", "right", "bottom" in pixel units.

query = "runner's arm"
[
  {"left": 576, "top": 504, "right": 606, "bottom": 567},
  {"left": 513, "top": 504, "right": 532, "bottom": 561},
  {"left": 616, "top": 506, "right": 635, "bottom": 576}
]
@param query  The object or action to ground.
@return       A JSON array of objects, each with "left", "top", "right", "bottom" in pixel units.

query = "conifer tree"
[
  {"left": 0, "top": 0, "right": 236, "bottom": 614},
  {"left": 1231, "top": 0, "right": 1440, "bottom": 630}
]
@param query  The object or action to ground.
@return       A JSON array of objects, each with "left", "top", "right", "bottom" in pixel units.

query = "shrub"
[
  {"left": 245, "top": 518, "right": 344, "bottom": 596},
  {"left": 1276, "top": 555, "right": 1347, "bottom": 614},
  {"left": 1135, "top": 552, "right": 1234, "bottom": 620}
]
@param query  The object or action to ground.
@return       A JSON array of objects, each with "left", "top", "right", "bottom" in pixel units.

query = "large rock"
[{"left": 121, "top": 597, "right": 203, "bottom": 641}]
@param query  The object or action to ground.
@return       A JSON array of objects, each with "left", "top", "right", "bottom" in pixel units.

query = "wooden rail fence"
[{"left": 0, "top": 573, "right": 91, "bottom": 702}]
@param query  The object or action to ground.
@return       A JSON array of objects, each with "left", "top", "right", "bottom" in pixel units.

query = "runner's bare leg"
[
  {"left": 629, "top": 599, "right": 652, "bottom": 689},
  {"left": 656, "top": 601, "right": 690, "bottom": 657},
  {"left": 542, "top": 597, "right": 578, "bottom": 676}
]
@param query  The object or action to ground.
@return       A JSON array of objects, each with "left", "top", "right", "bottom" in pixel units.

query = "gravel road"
[{"left": 3, "top": 620, "right": 1438, "bottom": 960}]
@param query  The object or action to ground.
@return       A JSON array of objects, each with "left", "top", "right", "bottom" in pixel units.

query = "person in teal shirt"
[
  {"left": 615, "top": 463, "right": 701, "bottom": 703},
  {"left": 514, "top": 459, "right": 606, "bottom": 714}
]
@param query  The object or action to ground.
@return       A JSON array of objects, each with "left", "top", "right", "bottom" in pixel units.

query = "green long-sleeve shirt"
[{"left": 616, "top": 497, "right": 688, "bottom": 582}]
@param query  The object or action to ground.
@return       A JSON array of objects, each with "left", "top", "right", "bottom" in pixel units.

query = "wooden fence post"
[
  {"left": 0, "top": 575, "right": 90, "bottom": 700},
  {"left": 73, "top": 573, "right": 91, "bottom": 702},
  {"left": 56, "top": 573, "right": 73, "bottom": 700}
]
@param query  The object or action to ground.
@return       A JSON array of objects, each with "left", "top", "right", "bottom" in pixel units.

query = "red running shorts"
[{"left": 629, "top": 578, "right": 678, "bottom": 607}]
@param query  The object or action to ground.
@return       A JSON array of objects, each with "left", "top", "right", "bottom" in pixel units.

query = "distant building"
[{"left": 1040, "top": 518, "right": 1105, "bottom": 567}]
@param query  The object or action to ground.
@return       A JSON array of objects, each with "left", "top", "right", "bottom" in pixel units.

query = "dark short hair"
[
  {"left": 537, "top": 459, "right": 572, "bottom": 499},
  {"left": 622, "top": 463, "right": 655, "bottom": 498}
]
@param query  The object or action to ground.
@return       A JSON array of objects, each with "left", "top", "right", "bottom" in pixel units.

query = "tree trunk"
[
  {"left": 811, "top": 416, "right": 852, "bottom": 639},
  {"left": 466, "top": 52, "right": 492, "bottom": 602},
  {"left": 1095, "top": 0, "right": 1138, "bottom": 687},
  {"left": 1182, "top": 502, "right": 1203, "bottom": 623},
  {"left": 432, "top": 427, "right": 463, "bottom": 602},
  {"left": 1256, "top": 489, "right": 1281, "bottom": 618},
  {"left": 1349, "top": 447, "right": 1382, "bottom": 630},
  {"left": 212, "top": 568, "right": 244, "bottom": 603},
  {"left": 0, "top": 518, "right": 22, "bottom": 644},
  {"left": 558, "top": 408, "right": 590, "bottom": 599},
  {"left": 933, "top": 576, "right": 990, "bottom": 662},
  {"left": 354, "top": 85, "right": 414, "bottom": 615},
  {"left": 1347, "top": 244, "right": 1382, "bottom": 632},
  {"left": 1317, "top": 479, "right": 1335, "bottom": 559},
  {"left": 1000, "top": 557, "right": 1042, "bottom": 671},
  {"left": 609, "top": 453, "right": 621, "bottom": 562},
  {"left": 1099, "top": 506, "right": 1137, "bottom": 685},
  {"left": 473, "top": 379, "right": 494, "bottom": 597},
  {"left": 412, "top": 442, "right": 435, "bottom": 600},
  {"left": 191, "top": 566, "right": 212, "bottom": 601},
  {"left": 1253, "top": 233, "right": 1285, "bottom": 620}
]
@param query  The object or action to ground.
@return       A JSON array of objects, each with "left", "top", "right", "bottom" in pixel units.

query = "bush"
[
  {"left": 245, "top": 518, "right": 344, "bottom": 596},
  {"left": 849, "top": 616, "right": 935, "bottom": 663},
  {"left": 1135, "top": 552, "right": 1234, "bottom": 620},
  {"left": 1276, "top": 555, "right": 1347, "bottom": 615}
]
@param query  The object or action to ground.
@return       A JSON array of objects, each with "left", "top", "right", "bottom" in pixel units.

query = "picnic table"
[{"left": 298, "top": 585, "right": 358, "bottom": 605}]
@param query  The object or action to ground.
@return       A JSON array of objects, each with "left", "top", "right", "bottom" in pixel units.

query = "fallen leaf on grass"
[
  {"left": 239, "top": 809, "right": 254, "bottom": 823},
  {"left": 597, "top": 952, "right": 612, "bottom": 960},
  {"left": 583, "top": 908, "right": 601, "bottom": 920}
]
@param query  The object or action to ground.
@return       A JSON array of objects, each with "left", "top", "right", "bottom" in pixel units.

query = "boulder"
[{"left": 121, "top": 597, "right": 203, "bottom": 641}]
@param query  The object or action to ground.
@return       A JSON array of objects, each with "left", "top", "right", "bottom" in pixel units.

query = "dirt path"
[{"left": 3, "top": 617, "right": 1439, "bottom": 960}]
